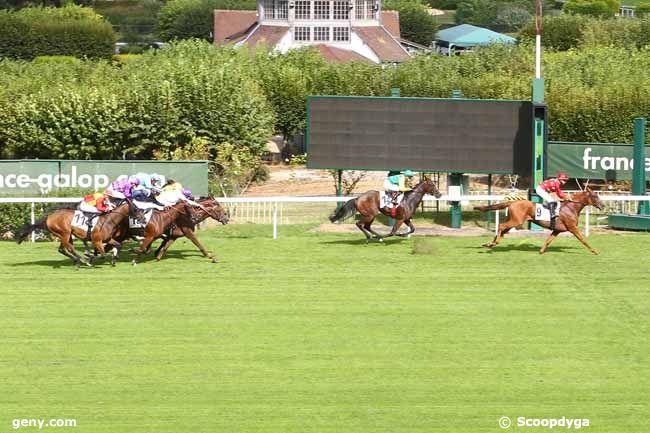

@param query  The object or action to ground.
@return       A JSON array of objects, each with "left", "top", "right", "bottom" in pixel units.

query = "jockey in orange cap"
[{"left": 536, "top": 172, "right": 569, "bottom": 228}]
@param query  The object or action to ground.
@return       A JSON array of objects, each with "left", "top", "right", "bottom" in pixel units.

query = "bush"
[
  {"left": 33, "top": 55, "right": 81, "bottom": 64},
  {"left": 519, "top": 14, "right": 590, "bottom": 50},
  {"left": 563, "top": 0, "right": 619, "bottom": 17},
  {"left": 384, "top": 0, "right": 439, "bottom": 46},
  {"left": 156, "top": 0, "right": 255, "bottom": 42},
  {"left": 0, "top": 5, "right": 115, "bottom": 60}
]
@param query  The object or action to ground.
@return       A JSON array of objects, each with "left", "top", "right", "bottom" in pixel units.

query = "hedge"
[{"left": 0, "top": 5, "right": 115, "bottom": 60}]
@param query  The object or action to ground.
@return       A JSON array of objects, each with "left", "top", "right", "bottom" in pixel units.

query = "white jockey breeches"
[
  {"left": 79, "top": 202, "right": 99, "bottom": 213},
  {"left": 535, "top": 186, "right": 556, "bottom": 204}
]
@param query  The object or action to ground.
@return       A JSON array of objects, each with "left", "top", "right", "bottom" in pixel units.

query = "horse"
[
  {"left": 17, "top": 199, "right": 145, "bottom": 267},
  {"left": 152, "top": 197, "right": 229, "bottom": 262},
  {"left": 129, "top": 200, "right": 224, "bottom": 265},
  {"left": 474, "top": 188, "right": 604, "bottom": 254},
  {"left": 329, "top": 179, "right": 442, "bottom": 242}
]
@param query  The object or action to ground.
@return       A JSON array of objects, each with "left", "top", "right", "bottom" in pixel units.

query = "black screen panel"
[{"left": 307, "top": 97, "right": 534, "bottom": 174}]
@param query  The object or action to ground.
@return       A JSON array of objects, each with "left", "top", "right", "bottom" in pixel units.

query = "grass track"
[{"left": 1, "top": 225, "right": 649, "bottom": 433}]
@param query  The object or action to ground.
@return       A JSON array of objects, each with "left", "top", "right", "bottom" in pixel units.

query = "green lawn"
[{"left": 1, "top": 225, "right": 649, "bottom": 433}]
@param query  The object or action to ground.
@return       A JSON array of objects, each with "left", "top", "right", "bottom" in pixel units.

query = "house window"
[
  {"left": 314, "top": 26, "right": 330, "bottom": 41},
  {"left": 295, "top": 0, "right": 311, "bottom": 19},
  {"left": 294, "top": 26, "right": 311, "bottom": 41},
  {"left": 333, "top": 26, "right": 349, "bottom": 41},
  {"left": 355, "top": 0, "right": 372, "bottom": 19},
  {"left": 314, "top": 0, "right": 330, "bottom": 19},
  {"left": 333, "top": 0, "right": 349, "bottom": 19},
  {"left": 264, "top": 0, "right": 288, "bottom": 19}
]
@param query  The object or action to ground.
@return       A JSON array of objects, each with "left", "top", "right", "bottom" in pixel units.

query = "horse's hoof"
[
  {"left": 592, "top": 250, "right": 599, "bottom": 255},
  {"left": 211, "top": 258, "right": 219, "bottom": 263}
]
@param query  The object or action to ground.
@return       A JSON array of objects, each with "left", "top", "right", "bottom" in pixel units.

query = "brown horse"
[
  {"left": 474, "top": 188, "right": 604, "bottom": 254},
  {"left": 17, "top": 200, "right": 145, "bottom": 267},
  {"left": 129, "top": 200, "right": 227, "bottom": 265},
  {"left": 152, "top": 197, "right": 229, "bottom": 262},
  {"left": 329, "top": 179, "right": 442, "bottom": 242}
]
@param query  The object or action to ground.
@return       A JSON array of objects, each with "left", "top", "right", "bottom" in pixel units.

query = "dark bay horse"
[
  {"left": 329, "top": 179, "right": 442, "bottom": 242},
  {"left": 152, "top": 197, "right": 229, "bottom": 262},
  {"left": 474, "top": 188, "right": 604, "bottom": 254},
  {"left": 17, "top": 200, "right": 144, "bottom": 267}
]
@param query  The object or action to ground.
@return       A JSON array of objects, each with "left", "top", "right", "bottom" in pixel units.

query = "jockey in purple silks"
[{"left": 106, "top": 175, "right": 138, "bottom": 200}]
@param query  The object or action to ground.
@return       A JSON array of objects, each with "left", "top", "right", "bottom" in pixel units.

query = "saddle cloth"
[
  {"left": 129, "top": 209, "right": 154, "bottom": 228},
  {"left": 71, "top": 210, "right": 99, "bottom": 231},
  {"left": 534, "top": 203, "right": 561, "bottom": 221},
  {"left": 379, "top": 191, "right": 405, "bottom": 209}
]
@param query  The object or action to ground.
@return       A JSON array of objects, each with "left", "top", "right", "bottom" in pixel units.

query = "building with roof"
[
  {"left": 213, "top": 2, "right": 411, "bottom": 64},
  {"left": 433, "top": 24, "right": 516, "bottom": 56}
]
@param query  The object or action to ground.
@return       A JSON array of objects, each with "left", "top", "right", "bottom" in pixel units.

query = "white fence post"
[
  {"left": 495, "top": 206, "right": 499, "bottom": 236},
  {"left": 585, "top": 207, "right": 590, "bottom": 237},
  {"left": 273, "top": 202, "right": 278, "bottom": 240},
  {"left": 31, "top": 201, "right": 36, "bottom": 243}
]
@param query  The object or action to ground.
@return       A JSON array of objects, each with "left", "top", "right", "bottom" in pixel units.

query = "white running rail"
[{"left": 1, "top": 195, "right": 649, "bottom": 241}]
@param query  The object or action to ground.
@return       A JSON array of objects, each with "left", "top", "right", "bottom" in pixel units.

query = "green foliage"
[
  {"left": 519, "top": 14, "right": 591, "bottom": 50},
  {"left": 637, "top": 3, "right": 650, "bottom": 16},
  {"left": 0, "top": 5, "right": 115, "bottom": 60},
  {"left": 33, "top": 55, "right": 81, "bottom": 64},
  {"left": 384, "top": 0, "right": 439, "bottom": 46},
  {"left": 519, "top": 14, "right": 650, "bottom": 50},
  {"left": 156, "top": 0, "right": 255, "bottom": 41},
  {"left": 563, "top": 0, "right": 620, "bottom": 17},
  {"left": 455, "top": 0, "right": 497, "bottom": 26}
]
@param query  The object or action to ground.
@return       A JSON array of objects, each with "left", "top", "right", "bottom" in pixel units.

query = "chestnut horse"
[
  {"left": 329, "top": 179, "right": 442, "bottom": 242},
  {"left": 17, "top": 200, "right": 145, "bottom": 267},
  {"left": 152, "top": 197, "right": 229, "bottom": 262},
  {"left": 474, "top": 188, "right": 604, "bottom": 254}
]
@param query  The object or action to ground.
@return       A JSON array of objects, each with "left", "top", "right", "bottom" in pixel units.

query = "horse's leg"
[
  {"left": 155, "top": 238, "right": 176, "bottom": 261},
  {"left": 484, "top": 220, "right": 519, "bottom": 248},
  {"left": 183, "top": 228, "right": 217, "bottom": 263},
  {"left": 398, "top": 219, "right": 415, "bottom": 237},
  {"left": 566, "top": 224, "right": 599, "bottom": 255},
  {"left": 58, "top": 243, "right": 81, "bottom": 267},
  {"left": 363, "top": 218, "right": 386, "bottom": 241},
  {"left": 63, "top": 237, "right": 90, "bottom": 267},
  {"left": 354, "top": 214, "right": 373, "bottom": 242},
  {"left": 107, "top": 240, "right": 122, "bottom": 267},
  {"left": 133, "top": 236, "right": 156, "bottom": 265},
  {"left": 539, "top": 230, "right": 560, "bottom": 255},
  {"left": 386, "top": 219, "right": 405, "bottom": 238}
]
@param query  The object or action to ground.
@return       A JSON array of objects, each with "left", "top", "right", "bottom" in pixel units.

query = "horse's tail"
[
  {"left": 474, "top": 202, "right": 513, "bottom": 212},
  {"left": 16, "top": 216, "right": 48, "bottom": 244},
  {"left": 329, "top": 198, "right": 357, "bottom": 223}
]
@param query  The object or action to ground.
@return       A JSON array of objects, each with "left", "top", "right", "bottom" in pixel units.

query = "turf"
[{"left": 1, "top": 225, "right": 649, "bottom": 433}]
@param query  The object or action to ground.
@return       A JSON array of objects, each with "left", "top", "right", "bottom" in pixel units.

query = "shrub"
[
  {"left": 0, "top": 5, "right": 115, "bottom": 60},
  {"left": 156, "top": 0, "right": 255, "bottom": 42}
]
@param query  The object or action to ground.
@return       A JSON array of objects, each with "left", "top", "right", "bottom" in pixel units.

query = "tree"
[
  {"left": 156, "top": 0, "right": 255, "bottom": 41},
  {"left": 495, "top": 3, "right": 533, "bottom": 32},
  {"left": 384, "top": 0, "right": 439, "bottom": 46},
  {"left": 455, "top": 0, "right": 497, "bottom": 26},
  {"left": 635, "top": 2, "right": 650, "bottom": 17},
  {"left": 563, "top": 0, "right": 619, "bottom": 17}
]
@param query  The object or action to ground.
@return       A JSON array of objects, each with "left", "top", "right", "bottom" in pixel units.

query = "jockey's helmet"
[
  {"left": 402, "top": 169, "right": 415, "bottom": 177},
  {"left": 557, "top": 172, "right": 569, "bottom": 181},
  {"left": 130, "top": 177, "right": 140, "bottom": 186}
]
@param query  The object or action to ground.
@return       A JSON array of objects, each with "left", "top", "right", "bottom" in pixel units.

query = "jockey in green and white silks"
[{"left": 384, "top": 170, "right": 415, "bottom": 205}]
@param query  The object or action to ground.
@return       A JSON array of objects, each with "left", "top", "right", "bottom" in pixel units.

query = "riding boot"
[{"left": 548, "top": 202, "right": 557, "bottom": 230}]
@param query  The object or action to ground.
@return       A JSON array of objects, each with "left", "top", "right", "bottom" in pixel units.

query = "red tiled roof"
[
  {"left": 243, "top": 25, "right": 289, "bottom": 49},
  {"left": 381, "top": 10, "right": 400, "bottom": 39},
  {"left": 353, "top": 26, "right": 410, "bottom": 62},
  {"left": 213, "top": 10, "right": 257, "bottom": 45},
  {"left": 315, "top": 44, "right": 372, "bottom": 63}
]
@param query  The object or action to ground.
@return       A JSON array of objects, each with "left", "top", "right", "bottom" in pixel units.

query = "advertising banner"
[
  {"left": 0, "top": 160, "right": 209, "bottom": 196},
  {"left": 547, "top": 142, "right": 650, "bottom": 180}
]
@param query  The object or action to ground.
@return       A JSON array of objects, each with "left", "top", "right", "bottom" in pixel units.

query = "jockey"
[
  {"left": 157, "top": 180, "right": 205, "bottom": 214},
  {"left": 384, "top": 170, "right": 415, "bottom": 205},
  {"left": 79, "top": 192, "right": 111, "bottom": 214},
  {"left": 536, "top": 172, "right": 569, "bottom": 225},
  {"left": 130, "top": 173, "right": 158, "bottom": 202},
  {"left": 105, "top": 175, "right": 137, "bottom": 200}
]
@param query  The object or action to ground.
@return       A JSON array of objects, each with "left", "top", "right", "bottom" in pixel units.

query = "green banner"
[
  {"left": 548, "top": 142, "right": 650, "bottom": 181},
  {"left": 0, "top": 160, "right": 209, "bottom": 196}
]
